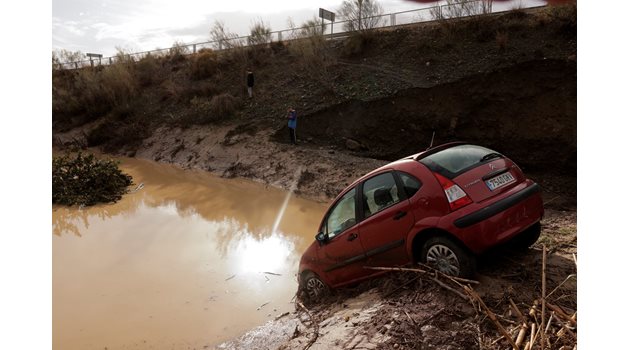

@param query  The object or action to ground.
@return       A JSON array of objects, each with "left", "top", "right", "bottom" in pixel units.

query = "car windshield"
[{"left": 419, "top": 144, "right": 497, "bottom": 178}]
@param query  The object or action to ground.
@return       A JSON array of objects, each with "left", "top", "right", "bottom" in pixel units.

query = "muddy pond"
[{"left": 52, "top": 157, "right": 327, "bottom": 350}]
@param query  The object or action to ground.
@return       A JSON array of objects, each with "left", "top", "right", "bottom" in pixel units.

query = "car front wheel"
[
  {"left": 301, "top": 271, "right": 329, "bottom": 302},
  {"left": 420, "top": 236, "right": 476, "bottom": 278}
]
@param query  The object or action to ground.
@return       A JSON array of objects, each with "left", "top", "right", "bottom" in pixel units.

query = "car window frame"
[
  {"left": 320, "top": 186, "right": 359, "bottom": 240},
  {"left": 356, "top": 170, "right": 408, "bottom": 221},
  {"left": 394, "top": 170, "right": 423, "bottom": 199}
]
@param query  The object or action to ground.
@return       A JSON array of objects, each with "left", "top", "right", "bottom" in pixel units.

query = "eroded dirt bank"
[{"left": 53, "top": 55, "right": 576, "bottom": 208}]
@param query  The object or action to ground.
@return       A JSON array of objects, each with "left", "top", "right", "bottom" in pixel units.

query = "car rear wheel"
[
  {"left": 301, "top": 272, "right": 329, "bottom": 302},
  {"left": 420, "top": 236, "right": 476, "bottom": 278}
]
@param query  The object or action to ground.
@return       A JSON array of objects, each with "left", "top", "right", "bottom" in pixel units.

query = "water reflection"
[{"left": 53, "top": 157, "right": 327, "bottom": 350}]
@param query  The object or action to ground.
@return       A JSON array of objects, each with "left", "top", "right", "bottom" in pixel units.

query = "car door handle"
[
  {"left": 347, "top": 233, "right": 358, "bottom": 241},
  {"left": 393, "top": 211, "right": 407, "bottom": 220}
]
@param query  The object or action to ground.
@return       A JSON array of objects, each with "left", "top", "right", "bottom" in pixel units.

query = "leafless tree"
[
  {"left": 209, "top": 20, "right": 241, "bottom": 50},
  {"left": 248, "top": 18, "right": 272, "bottom": 46},
  {"left": 338, "top": 0, "right": 384, "bottom": 32}
]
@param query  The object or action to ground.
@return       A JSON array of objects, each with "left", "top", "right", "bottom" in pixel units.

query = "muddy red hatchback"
[{"left": 298, "top": 142, "right": 543, "bottom": 300}]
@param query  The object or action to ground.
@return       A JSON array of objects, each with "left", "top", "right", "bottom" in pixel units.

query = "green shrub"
[{"left": 52, "top": 152, "right": 133, "bottom": 206}]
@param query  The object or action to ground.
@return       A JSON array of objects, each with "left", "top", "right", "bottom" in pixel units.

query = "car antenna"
[{"left": 427, "top": 131, "right": 435, "bottom": 150}]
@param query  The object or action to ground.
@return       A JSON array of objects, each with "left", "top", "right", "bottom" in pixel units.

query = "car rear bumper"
[
  {"left": 443, "top": 180, "right": 544, "bottom": 254},
  {"left": 453, "top": 183, "right": 541, "bottom": 228}
]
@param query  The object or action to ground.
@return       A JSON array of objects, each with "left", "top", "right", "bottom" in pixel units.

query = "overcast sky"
[{"left": 52, "top": 0, "right": 544, "bottom": 58}]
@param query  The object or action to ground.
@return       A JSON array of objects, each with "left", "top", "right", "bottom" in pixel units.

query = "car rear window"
[{"left": 419, "top": 144, "right": 497, "bottom": 178}]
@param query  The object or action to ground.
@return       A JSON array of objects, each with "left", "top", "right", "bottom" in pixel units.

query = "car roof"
[{"left": 333, "top": 141, "right": 467, "bottom": 202}]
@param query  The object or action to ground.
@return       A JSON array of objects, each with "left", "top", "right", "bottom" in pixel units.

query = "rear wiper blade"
[{"left": 480, "top": 152, "right": 503, "bottom": 162}]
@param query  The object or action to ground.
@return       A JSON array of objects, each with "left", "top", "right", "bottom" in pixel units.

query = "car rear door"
[{"left": 357, "top": 171, "right": 415, "bottom": 269}]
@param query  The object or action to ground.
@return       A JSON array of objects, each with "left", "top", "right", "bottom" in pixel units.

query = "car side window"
[
  {"left": 326, "top": 188, "right": 357, "bottom": 239},
  {"left": 398, "top": 171, "right": 422, "bottom": 198},
  {"left": 362, "top": 172, "right": 401, "bottom": 218}
]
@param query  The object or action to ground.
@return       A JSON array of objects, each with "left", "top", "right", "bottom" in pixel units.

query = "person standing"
[
  {"left": 246, "top": 69, "right": 254, "bottom": 98},
  {"left": 287, "top": 107, "right": 297, "bottom": 145}
]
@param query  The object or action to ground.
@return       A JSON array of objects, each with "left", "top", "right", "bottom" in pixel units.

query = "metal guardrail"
[{"left": 57, "top": 0, "right": 535, "bottom": 70}]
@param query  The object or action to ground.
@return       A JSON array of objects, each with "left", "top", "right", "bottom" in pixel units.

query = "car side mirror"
[{"left": 315, "top": 231, "right": 328, "bottom": 244}]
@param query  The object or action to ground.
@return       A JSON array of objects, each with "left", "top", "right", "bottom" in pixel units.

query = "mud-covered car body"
[{"left": 298, "top": 142, "right": 543, "bottom": 298}]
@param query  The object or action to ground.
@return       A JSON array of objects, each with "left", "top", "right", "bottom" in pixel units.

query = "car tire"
[
  {"left": 511, "top": 222, "right": 542, "bottom": 250},
  {"left": 301, "top": 271, "right": 329, "bottom": 303},
  {"left": 420, "top": 236, "right": 476, "bottom": 278}
]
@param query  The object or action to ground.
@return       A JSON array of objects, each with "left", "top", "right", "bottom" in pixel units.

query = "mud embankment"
[
  {"left": 54, "top": 59, "right": 576, "bottom": 208},
  {"left": 279, "top": 59, "right": 576, "bottom": 175}
]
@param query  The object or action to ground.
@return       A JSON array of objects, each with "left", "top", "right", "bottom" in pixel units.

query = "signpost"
[
  {"left": 86, "top": 53, "right": 103, "bottom": 67},
  {"left": 318, "top": 8, "right": 335, "bottom": 37}
]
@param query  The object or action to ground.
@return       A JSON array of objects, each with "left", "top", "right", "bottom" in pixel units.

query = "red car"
[{"left": 298, "top": 142, "right": 543, "bottom": 301}]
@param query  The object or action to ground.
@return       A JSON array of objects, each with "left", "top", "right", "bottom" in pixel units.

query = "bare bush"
[
  {"left": 338, "top": 0, "right": 384, "bottom": 32},
  {"left": 210, "top": 93, "right": 239, "bottom": 120},
  {"left": 52, "top": 49, "right": 85, "bottom": 70},
  {"left": 210, "top": 20, "right": 241, "bottom": 50},
  {"left": 135, "top": 53, "right": 160, "bottom": 86},
  {"left": 168, "top": 41, "right": 190, "bottom": 62},
  {"left": 190, "top": 49, "right": 219, "bottom": 80},
  {"left": 100, "top": 61, "right": 138, "bottom": 106},
  {"left": 438, "top": 0, "right": 493, "bottom": 20},
  {"left": 159, "top": 79, "right": 183, "bottom": 101},
  {"left": 249, "top": 18, "right": 272, "bottom": 46}
]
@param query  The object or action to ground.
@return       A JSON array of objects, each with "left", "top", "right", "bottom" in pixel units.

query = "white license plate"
[{"left": 485, "top": 172, "right": 515, "bottom": 191}]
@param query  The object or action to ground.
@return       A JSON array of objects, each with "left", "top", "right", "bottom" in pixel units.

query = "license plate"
[{"left": 485, "top": 172, "right": 515, "bottom": 191}]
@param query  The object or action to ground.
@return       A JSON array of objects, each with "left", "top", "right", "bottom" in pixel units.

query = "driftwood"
[
  {"left": 541, "top": 245, "right": 547, "bottom": 350},
  {"left": 465, "top": 286, "right": 519, "bottom": 350},
  {"left": 546, "top": 274, "right": 576, "bottom": 299},
  {"left": 509, "top": 298, "right": 527, "bottom": 324},
  {"left": 545, "top": 303, "right": 576, "bottom": 326},
  {"left": 263, "top": 271, "right": 282, "bottom": 276},
  {"left": 297, "top": 301, "right": 319, "bottom": 350},
  {"left": 432, "top": 274, "right": 469, "bottom": 301},
  {"left": 364, "top": 265, "right": 479, "bottom": 285},
  {"left": 515, "top": 323, "right": 528, "bottom": 349}
]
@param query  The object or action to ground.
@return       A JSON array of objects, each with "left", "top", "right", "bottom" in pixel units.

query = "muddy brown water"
[{"left": 52, "top": 157, "right": 327, "bottom": 350}]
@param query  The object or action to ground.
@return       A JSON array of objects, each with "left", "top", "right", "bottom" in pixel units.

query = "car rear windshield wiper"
[{"left": 480, "top": 152, "right": 503, "bottom": 162}]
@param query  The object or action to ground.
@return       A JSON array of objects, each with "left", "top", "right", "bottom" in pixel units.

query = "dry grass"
[
  {"left": 210, "top": 93, "right": 240, "bottom": 120},
  {"left": 135, "top": 53, "right": 161, "bottom": 86},
  {"left": 190, "top": 50, "right": 219, "bottom": 80},
  {"left": 496, "top": 31, "right": 509, "bottom": 52}
]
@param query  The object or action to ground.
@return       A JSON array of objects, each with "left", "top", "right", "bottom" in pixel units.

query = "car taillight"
[{"left": 433, "top": 172, "right": 472, "bottom": 211}]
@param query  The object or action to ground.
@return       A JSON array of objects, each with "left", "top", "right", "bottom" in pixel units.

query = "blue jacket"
[{"left": 288, "top": 110, "right": 297, "bottom": 129}]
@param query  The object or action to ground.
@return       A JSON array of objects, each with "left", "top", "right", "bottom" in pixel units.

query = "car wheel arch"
[{"left": 410, "top": 228, "right": 472, "bottom": 264}]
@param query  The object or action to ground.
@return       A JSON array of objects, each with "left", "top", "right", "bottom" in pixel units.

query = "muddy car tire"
[
  {"left": 301, "top": 271, "right": 329, "bottom": 303},
  {"left": 420, "top": 236, "right": 476, "bottom": 278},
  {"left": 511, "top": 222, "right": 541, "bottom": 250}
]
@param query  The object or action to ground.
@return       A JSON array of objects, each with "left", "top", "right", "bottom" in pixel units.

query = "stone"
[{"left": 345, "top": 139, "right": 362, "bottom": 151}]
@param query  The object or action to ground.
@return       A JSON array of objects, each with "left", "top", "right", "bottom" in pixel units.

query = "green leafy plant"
[{"left": 52, "top": 153, "right": 133, "bottom": 206}]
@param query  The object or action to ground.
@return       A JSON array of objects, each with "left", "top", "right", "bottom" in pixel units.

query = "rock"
[
  {"left": 567, "top": 54, "right": 576, "bottom": 61},
  {"left": 345, "top": 139, "right": 362, "bottom": 151},
  {"left": 426, "top": 61, "right": 431, "bottom": 66}
]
